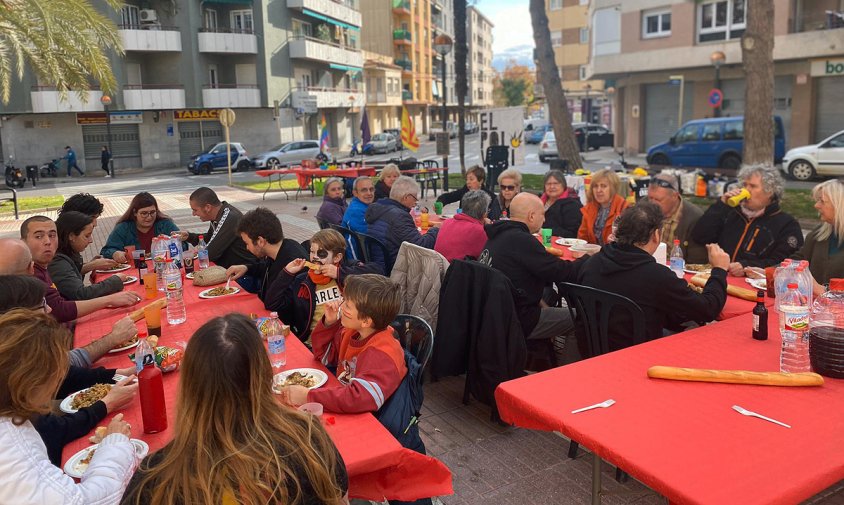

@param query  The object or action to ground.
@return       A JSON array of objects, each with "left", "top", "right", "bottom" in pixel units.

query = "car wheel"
[
  {"left": 199, "top": 163, "right": 212, "bottom": 175},
  {"left": 539, "top": 155, "right": 547, "bottom": 162},
  {"left": 650, "top": 154, "right": 670, "bottom": 167},
  {"left": 236, "top": 160, "right": 250, "bottom": 172},
  {"left": 268, "top": 158, "right": 280, "bottom": 169},
  {"left": 720, "top": 154, "right": 742, "bottom": 171},
  {"left": 789, "top": 160, "right": 816, "bottom": 181}
]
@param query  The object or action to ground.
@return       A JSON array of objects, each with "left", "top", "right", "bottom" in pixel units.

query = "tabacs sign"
[{"left": 174, "top": 109, "right": 220, "bottom": 121}]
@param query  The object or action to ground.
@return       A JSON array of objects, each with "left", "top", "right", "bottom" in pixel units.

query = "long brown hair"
[
  {"left": 127, "top": 313, "right": 345, "bottom": 505},
  {"left": 55, "top": 210, "right": 94, "bottom": 265},
  {"left": 0, "top": 309, "right": 70, "bottom": 424},
  {"left": 117, "top": 192, "right": 171, "bottom": 224}
]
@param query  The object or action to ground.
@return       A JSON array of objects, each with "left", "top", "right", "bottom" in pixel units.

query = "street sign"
[
  {"left": 708, "top": 88, "right": 724, "bottom": 108},
  {"left": 218, "top": 108, "right": 236, "bottom": 127},
  {"left": 293, "top": 94, "right": 318, "bottom": 114},
  {"left": 435, "top": 132, "right": 450, "bottom": 156}
]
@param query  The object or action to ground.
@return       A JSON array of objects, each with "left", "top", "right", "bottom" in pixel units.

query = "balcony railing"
[
  {"left": 118, "top": 25, "right": 181, "bottom": 52},
  {"left": 288, "top": 0, "right": 362, "bottom": 27},
  {"left": 202, "top": 84, "right": 261, "bottom": 108},
  {"left": 792, "top": 10, "right": 844, "bottom": 32},
  {"left": 197, "top": 28, "right": 258, "bottom": 53},
  {"left": 289, "top": 35, "right": 363, "bottom": 67},
  {"left": 30, "top": 87, "right": 105, "bottom": 113},
  {"left": 292, "top": 86, "right": 364, "bottom": 108},
  {"left": 394, "top": 58, "right": 412, "bottom": 71},
  {"left": 122, "top": 84, "right": 185, "bottom": 110},
  {"left": 392, "top": 0, "right": 410, "bottom": 13},
  {"left": 393, "top": 29, "right": 411, "bottom": 41}
]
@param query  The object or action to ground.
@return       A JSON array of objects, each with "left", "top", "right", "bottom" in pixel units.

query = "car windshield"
[
  {"left": 373, "top": 134, "right": 388, "bottom": 141},
  {"left": 270, "top": 143, "right": 290, "bottom": 152}
]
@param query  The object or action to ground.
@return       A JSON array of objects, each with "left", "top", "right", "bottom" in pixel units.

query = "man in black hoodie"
[
  {"left": 578, "top": 201, "right": 730, "bottom": 349},
  {"left": 479, "top": 193, "right": 583, "bottom": 342}
]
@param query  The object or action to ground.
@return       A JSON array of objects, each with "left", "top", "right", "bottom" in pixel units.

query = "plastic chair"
[
  {"left": 350, "top": 230, "right": 390, "bottom": 271},
  {"left": 390, "top": 314, "right": 434, "bottom": 373},
  {"left": 559, "top": 282, "right": 647, "bottom": 482},
  {"left": 315, "top": 216, "right": 331, "bottom": 230},
  {"left": 328, "top": 223, "right": 364, "bottom": 260}
]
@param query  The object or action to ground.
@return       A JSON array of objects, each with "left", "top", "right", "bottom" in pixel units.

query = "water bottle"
[
  {"left": 669, "top": 239, "right": 685, "bottom": 278},
  {"left": 152, "top": 236, "right": 169, "bottom": 292},
  {"left": 134, "top": 331, "right": 153, "bottom": 374},
  {"left": 780, "top": 283, "right": 811, "bottom": 373},
  {"left": 137, "top": 333, "right": 167, "bottom": 434},
  {"left": 266, "top": 312, "right": 287, "bottom": 368},
  {"left": 197, "top": 234, "right": 210, "bottom": 270},
  {"left": 164, "top": 258, "right": 186, "bottom": 325},
  {"left": 168, "top": 232, "right": 183, "bottom": 269},
  {"left": 808, "top": 278, "right": 844, "bottom": 378}
]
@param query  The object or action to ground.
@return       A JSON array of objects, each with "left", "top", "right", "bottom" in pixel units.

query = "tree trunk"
[
  {"left": 454, "top": 0, "right": 468, "bottom": 174},
  {"left": 529, "top": 0, "right": 583, "bottom": 170},
  {"left": 741, "top": 0, "right": 775, "bottom": 166}
]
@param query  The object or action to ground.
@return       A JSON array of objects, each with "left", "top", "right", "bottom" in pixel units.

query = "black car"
[
  {"left": 574, "top": 123, "right": 614, "bottom": 152},
  {"left": 382, "top": 128, "right": 404, "bottom": 150}
]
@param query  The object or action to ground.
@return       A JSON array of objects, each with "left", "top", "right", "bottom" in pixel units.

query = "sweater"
[
  {"left": 364, "top": 198, "right": 439, "bottom": 274},
  {"left": 792, "top": 225, "right": 844, "bottom": 285},
  {"left": 48, "top": 253, "right": 123, "bottom": 301},
  {"left": 316, "top": 195, "right": 347, "bottom": 226},
  {"left": 309, "top": 322, "right": 407, "bottom": 413},
  {"left": 542, "top": 192, "right": 583, "bottom": 238},
  {"left": 434, "top": 213, "right": 487, "bottom": 261},
  {"left": 435, "top": 184, "right": 502, "bottom": 220},
  {"left": 341, "top": 197, "right": 369, "bottom": 233},
  {"left": 185, "top": 202, "right": 256, "bottom": 269},
  {"left": 35, "top": 263, "right": 77, "bottom": 323},
  {"left": 578, "top": 194, "right": 628, "bottom": 245},
  {"left": 100, "top": 219, "right": 179, "bottom": 259},
  {"left": 374, "top": 180, "right": 391, "bottom": 201}
]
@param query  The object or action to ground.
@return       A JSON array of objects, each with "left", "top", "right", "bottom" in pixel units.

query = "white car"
[
  {"left": 538, "top": 131, "right": 557, "bottom": 162},
  {"left": 782, "top": 130, "right": 844, "bottom": 181},
  {"left": 369, "top": 133, "right": 399, "bottom": 154},
  {"left": 251, "top": 140, "right": 321, "bottom": 169}
]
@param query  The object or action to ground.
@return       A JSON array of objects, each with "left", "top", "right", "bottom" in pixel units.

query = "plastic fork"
[
  {"left": 225, "top": 275, "right": 232, "bottom": 292},
  {"left": 732, "top": 405, "right": 791, "bottom": 428},
  {"left": 571, "top": 399, "right": 615, "bottom": 414}
]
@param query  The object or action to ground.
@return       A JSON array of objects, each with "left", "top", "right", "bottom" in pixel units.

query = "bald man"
[{"left": 479, "top": 193, "right": 584, "bottom": 349}]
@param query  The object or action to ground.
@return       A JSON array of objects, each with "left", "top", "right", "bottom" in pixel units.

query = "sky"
[{"left": 480, "top": 0, "right": 535, "bottom": 71}]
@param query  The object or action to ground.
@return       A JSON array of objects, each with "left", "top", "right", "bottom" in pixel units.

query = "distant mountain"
[{"left": 492, "top": 44, "right": 535, "bottom": 71}]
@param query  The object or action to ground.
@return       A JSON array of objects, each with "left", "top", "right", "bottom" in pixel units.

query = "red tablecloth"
[
  {"left": 64, "top": 277, "right": 452, "bottom": 501},
  {"left": 256, "top": 166, "right": 377, "bottom": 189},
  {"left": 495, "top": 314, "right": 844, "bottom": 505}
]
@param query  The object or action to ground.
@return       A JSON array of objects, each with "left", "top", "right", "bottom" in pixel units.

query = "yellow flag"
[{"left": 400, "top": 106, "right": 419, "bottom": 152}]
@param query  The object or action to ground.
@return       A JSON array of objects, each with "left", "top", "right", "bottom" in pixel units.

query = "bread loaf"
[
  {"left": 647, "top": 366, "right": 824, "bottom": 386},
  {"left": 128, "top": 297, "right": 167, "bottom": 322},
  {"left": 193, "top": 266, "right": 227, "bottom": 286},
  {"left": 689, "top": 274, "right": 757, "bottom": 301}
]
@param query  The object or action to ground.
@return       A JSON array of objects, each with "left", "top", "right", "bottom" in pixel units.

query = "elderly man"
[
  {"left": 692, "top": 164, "right": 803, "bottom": 275},
  {"left": 647, "top": 173, "right": 707, "bottom": 264},
  {"left": 365, "top": 175, "right": 440, "bottom": 274},
  {"left": 435, "top": 190, "right": 490, "bottom": 261},
  {"left": 342, "top": 176, "right": 376, "bottom": 233},
  {"left": 179, "top": 187, "right": 256, "bottom": 269},
  {"left": 578, "top": 201, "right": 729, "bottom": 348},
  {"left": 479, "top": 192, "right": 581, "bottom": 343}
]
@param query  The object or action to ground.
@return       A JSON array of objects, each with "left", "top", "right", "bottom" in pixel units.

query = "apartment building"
[
  {"left": 0, "top": 0, "right": 364, "bottom": 170},
  {"left": 546, "top": 0, "right": 607, "bottom": 125},
  {"left": 466, "top": 6, "right": 495, "bottom": 112},
  {"left": 590, "top": 0, "right": 844, "bottom": 156},
  {"left": 363, "top": 51, "right": 404, "bottom": 133},
  {"left": 431, "top": 0, "right": 457, "bottom": 126}
]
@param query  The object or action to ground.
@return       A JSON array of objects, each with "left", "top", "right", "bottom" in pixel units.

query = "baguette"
[
  {"left": 128, "top": 297, "right": 167, "bottom": 322},
  {"left": 689, "top": 274, "right": 757, "bottom": 302},
  {"left": 545, "top": 246, "right": 565, "bottom": 257},
  {"left": 647, "top": 365, "right": 824, "bottom": 387}
]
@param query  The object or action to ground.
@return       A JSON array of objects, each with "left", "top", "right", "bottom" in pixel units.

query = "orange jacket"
[{"left": 578, "top": 194, "right": 629, "bottom": 245}]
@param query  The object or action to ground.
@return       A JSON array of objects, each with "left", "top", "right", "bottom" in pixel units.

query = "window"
[
  {"left": 676, "top": 124, "right": 699, "bottom": 143},
  {"left": 593, "top": 7, "right": 621, "bottom": 56},
  {"left": 292, "top": 19, "right": 311, "bottom": 37},
  {"left": 551, "top": 31, "right": 563, "bottom": 47},
  {"left": 701, "top": 124, "right": 722, "bottom": 141},
  {"left": 579, "top": 28, "right": 589, "bottom": 44},
  {"left": 643, "top": 9, "right": 671, "bottom": 38},
  {"left": 208, "top": 65, "right": 218, "bottom": 87},
  {"left": 203, "top": 9, "right": 217, "bottom": 31},
  {"left": 549, "top": 0, "right": 562, "bottom": 10},
  {"left": 121, "top": 5, "right": 140, "bottom": 28},
  {"left": 698, "top": 0, "right": 746, "bottom": 42},
  {"left": 579, "top": 65, "right": 587, "bottom": 80},
  {"left": 723, "top": 121, "right": 743, "bottom": 140},
  {"left": 231, "top": 10, "right": 253, "bottom": 33}
]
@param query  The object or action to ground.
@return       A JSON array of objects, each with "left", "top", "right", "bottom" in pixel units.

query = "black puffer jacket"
[
  {"left": 543, "top": 195, "right": 583, "bottom": 238},
  {"left": 364, "top": 198, "right": 439, "bottom": 274},
  {"left": 436, "top": 185, "right": 502, "bottom": 220}
]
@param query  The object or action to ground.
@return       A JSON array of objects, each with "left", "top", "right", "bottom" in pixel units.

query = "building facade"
[
  {"left": 466, "top": 6, "right": 495, "bottom": 112},
  {"left": 590, "top": 0, "right": 844, "bottom": 156},
  {"left": 363, "top": 51, "right": 404, "bottom": 134},
  {"left": 431, "top": 0, "right": 457, "bottom": 126}
]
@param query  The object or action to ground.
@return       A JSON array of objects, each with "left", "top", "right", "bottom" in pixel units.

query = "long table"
[
  {"left": 495, "top": 313, "right": 844, "bottom": 505},
  {"left": 256, "top": 166, "right": 378, "bottom": 201},
  {"left": 63, "top": 275, "right": 452, "bottom": 501}
]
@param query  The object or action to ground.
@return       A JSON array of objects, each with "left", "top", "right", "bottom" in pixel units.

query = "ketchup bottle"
[{"left": 137, "top": 332, "right": 167, "bottom": 433}]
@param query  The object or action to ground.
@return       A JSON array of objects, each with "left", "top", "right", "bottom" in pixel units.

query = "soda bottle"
[
  {"left": 183, "top": 247, "right": 195, "bottom": 276},
  {"left": 266, "top": 312, "right": 286, "bottom": 368},
  {"left": 164, "top": 258, "right": 186, "bottom": 325},
  {"left": 138, "top": 334, "right": 168, "bottom": 434},
  {"left": 420, "top": 208, "right": 430, "bottom": 231},
  {"left": 669, "top": 239, "right": 685, "bottom": 279},
  {"left": 752, "top": 289, "right": 768, "bottom": 340},
  {"left": 197, "top": 235, "right": 210, "bottom": 270},
  {"left": 138, "top": 251, "right": 148, "bottom": 285},
  {"left": 780, "top": 283, "right": 811, "bottom": 373}
]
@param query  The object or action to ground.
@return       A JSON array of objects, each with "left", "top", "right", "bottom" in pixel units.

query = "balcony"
[
  {"left": 392, "top": 0, "right": 410, "bottom": 15},
  {"left": 393, "top": 29, "right": 412, "bottom": 46},
  {"left": 292, "top": 87, "right": 364, "bottom": 109},
  {"left": 202, "top": 85, "right": 261, "bottom": 108},
  {"left": 394, "top": 58, "right": 412, "bottom": 72},
  {"left": 366, "top": 90, "right": 402, "bottom": 106},
  {"left": 30, "top": 87, "right": 104, "bottom": 113},
  {"left": 197, "top": 28, "right": 258, "bottom": 54},
  {"left": 287, "top": 0, "right": 361, "bottom": 28},
  {"left": 289, "top": 36, "right": 363, "bottom": 68},
  {"left": 122, "top": 84, "right": 185, "bottom": 110},
  {"left": 118, "top": 25, "right": 181, "bottom": 52}
]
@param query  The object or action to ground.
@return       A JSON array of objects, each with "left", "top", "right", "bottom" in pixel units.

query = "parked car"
[
  {"left": 574, "top": 123, "right": 615, "bottom": 151},
  {"left": 428, "top": 121, "right": 458, "bottom": 140},
  {"left": 369, "top": 133, "right": 399, "bottom": 154},
  {"left": 251, "top": 140, "right": 321, "bottom": 169},
  {"left": 527, "top": 124, "right": 552, "bottom": 144},
  {"left": 523, "top": 118, "right": 549, "bottom": 132},
  {"left": 646, "top": 116, "right": 785, "bottom": 170},
  {"left": 464, "top": 122, "right": 479, "bottom": 134},
  {"left": 781, "top": 129, "right": 844, "bottom": 181},
  {"left": 188, "top": 142, "right": 251, "bottom": 175},
  {"left": 538, "top": 131, "right": 557, "bottom": 163},
  {"left": 382, "top": 128, "right": 404, "bottom": 150}
]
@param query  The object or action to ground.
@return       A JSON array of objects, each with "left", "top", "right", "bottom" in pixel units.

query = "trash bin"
[
  {"left": 549, "top": 159, "right": 569, "bottom": 173},
  {"left": 25, "top": 165, "right": 38, "bottom": 187}
]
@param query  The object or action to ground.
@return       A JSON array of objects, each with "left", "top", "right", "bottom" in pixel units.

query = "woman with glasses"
[
  {"left": 436, "top": 165, "right": 501, "bottom": 220},
  {"left": 793, "top": 179, "right": 844, "bottom": 296},
  {"left": 496, "top": 169, "right": 522, "bottom": 219},
  {"left": 541, "top": 170, "right": 583, "bottom": 238},
  {"left": 316, "top": 177, "right": 348, "bottom": 227},
  {"left": 101, "top": 192, "right": 180, "bottom": 263},
  {"left": 578, "top": 169, "right": 629, "bottom": 245}
]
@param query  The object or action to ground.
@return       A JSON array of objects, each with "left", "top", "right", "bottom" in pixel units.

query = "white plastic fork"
[
  {"left": 571, "top": 399, "right": 615, "bottom": 414},
  {"left": 732, "top": 405, "right": 791, "bottom": 428}
]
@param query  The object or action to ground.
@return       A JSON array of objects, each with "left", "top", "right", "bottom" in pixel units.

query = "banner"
[
  {"left": 478, "top": 106, "right": 526, "bottom": 166},
  {"left": 360, "top": 107, "right": 372, "bottom": 146},
  {"left": 400, "top": 106, "right": 419, "bottom": 151}
]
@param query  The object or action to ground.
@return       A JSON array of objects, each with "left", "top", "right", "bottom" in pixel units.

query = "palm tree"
[
  {"left": 529, "top": 0, "right": 583, "bottom": 169},
  {"left": 454, "top": 0, "right": 468, "bottom": 174},
  {"left": 0, "top": 0, "right": 123, "bottom": 104},
  {"left": 741, "top": 0, "right": 775, "bottom": 165}
]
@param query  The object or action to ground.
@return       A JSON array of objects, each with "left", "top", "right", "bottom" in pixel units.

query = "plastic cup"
[
  {"left": 434, "top": 202, "right": 443, "bottom": 215},
  {"left": 143, "top": 273, "right": 158, "bottom": 299},
  {"left": 727, "top": 188, "right": 751, "bottom": 207},
  {"left": 541, "top": 228, "right": 552, "bottom": 247},
  {"left": 298, "top": 402, "right": 324, "bottom": 417},
  {"left": 143, "top": 304, "right": 162, "bottom": 337},
  {"left": 124, "top": 245, "right": 136, "bottom": 260},
  {"left": 765, "top": 267, "right": 776, "bottom": 298}
]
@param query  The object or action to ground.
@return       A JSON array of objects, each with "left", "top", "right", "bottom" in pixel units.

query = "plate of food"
[
  {"left": 95, "top": 264, "right": 131, "bottom": 274},
  {"left": 746, "top": 278, "right": 767, "bottom": 291},
  {"left": 185, "top": 271, "right": 195, "bottom": 280},
  {"left": 60, "top": 384, "right": 112, "bottom": 414},
  {"left": 108, "top": 336, "right": 139, "bottom": 354},
  {"left": 198, "top": 286, "right": 241, "bottom": 299},
  {"left": 684, "top": 264, "right": 713, "bottom": 275},
  {"left": 555, "top": 238, "right": 587, "bottom": 247},
  {"left": 64, "top": 439, "right": 149, "bottom": 478},
  {"left": 122, "top": 275, "right": 138, "bottom": 285},
  {"left": 272, "top": 368, "right": 328, "bottom": 393}
]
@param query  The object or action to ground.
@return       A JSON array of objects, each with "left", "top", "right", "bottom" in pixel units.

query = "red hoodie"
[{"left": 434, "top": 213, "right": 487, "bottom": 261}]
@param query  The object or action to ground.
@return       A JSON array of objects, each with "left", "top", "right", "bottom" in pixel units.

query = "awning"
[
  {"left": 330, "top": 63, "right": 362, "bottom": 73},
  {"left": 203, "top": 0, "right": 252, "bottom": 4},
  {"left": 303, "top": 9, "right": 360, "bottom": 31}
]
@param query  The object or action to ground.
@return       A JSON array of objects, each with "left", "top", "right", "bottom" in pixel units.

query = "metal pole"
[
  {"left": 714, "top": 65, "right": 722, "bottom": 118},
  {"left": 105, "top": 105, "right": 114, "bottom": 178},
  {"left": 678, "top": 76, "right": 685, "bottom": 127},
  {"left": 441, "top": 54, "right": 448, "bottom": 185},
  {"left": 591, "top": 452, "right": 602, "bottom": 505},
  {"left": 583, "top": 88, "right": 589, "bottom": 151}
]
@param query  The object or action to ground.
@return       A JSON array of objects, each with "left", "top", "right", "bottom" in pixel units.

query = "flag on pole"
[
  {"left": 400, "top": 106, "right": 419, "bottom": 152},
  {"left": 319, "top": 115, "right": 330, "bottom": 153},
  {"left": 360, "top": 107, "right": 371, "bottom": 146}
]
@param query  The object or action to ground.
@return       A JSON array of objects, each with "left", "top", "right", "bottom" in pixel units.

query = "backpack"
[{"left": 376, "top": 349, "right": 425, "bottom": 453}]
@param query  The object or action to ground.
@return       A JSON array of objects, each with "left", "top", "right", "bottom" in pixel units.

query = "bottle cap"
[
  {"left": 137, "top": 330, "right": 148, "bottom": 338},
  {"left": 673, "top": 239, "right": 680, "bottom": 245},
  {"left": 787, "top": 283, "right": 797, "bottom": 289},
  {"left": 199, "top": 234, "right": 204, "bottom": 239},
  {"left": 830, "top": 279, "right": 844, "bottom": 291},
  {"left": 165, "top": 257, "right": 173, "bottom": 263}
]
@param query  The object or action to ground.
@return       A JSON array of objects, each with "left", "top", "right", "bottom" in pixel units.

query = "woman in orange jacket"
[{"left": 578, "top": 169, "right": 629, "bottom": 245}]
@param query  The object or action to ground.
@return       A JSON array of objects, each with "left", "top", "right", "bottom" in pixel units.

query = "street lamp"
[
  {"left": 583, "top": 83, "right": 592, "bottom": 151},
  {"left": 710, "top": 50, "right": 726, "bottom": 118},
  {"left": 433, "top": 34, "right": 453, "bottom": 174},
  {"left": 605, "top": 86, "right": 616, "bottom": 144},
  {"left": 100, "top": 94, "right": 114, "bottom": 178}
]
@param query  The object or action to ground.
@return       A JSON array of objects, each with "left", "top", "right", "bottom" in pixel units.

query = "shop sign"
[
  {"left": 76, "top": 111, "right": 143, "bottom": 125},
  {"left": 811, "top": 58, "right": 844, "bottom": 77},
  {"left": 174, "top": 109, "right": 220, "bottom": 121}
]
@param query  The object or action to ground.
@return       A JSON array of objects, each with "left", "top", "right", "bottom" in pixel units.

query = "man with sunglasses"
[{"left": 647, "top": 173, "right": 707, "bottom": 264}]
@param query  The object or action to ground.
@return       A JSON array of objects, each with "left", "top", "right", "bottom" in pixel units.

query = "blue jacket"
[
  {"left": 376, "top": 349, "right": 426, "bottom": 454},
  {"left": 342, "top": 197, "right": 369, "bottom": 234},
  {"left": 65, "top": 149, "right": 77, "bottom": 164},
  {"left": 100, "top": 219, "right": 180, "bottom": 259},
  {"left": 364, "top": 198, "right": 439, "bottom": 275}
]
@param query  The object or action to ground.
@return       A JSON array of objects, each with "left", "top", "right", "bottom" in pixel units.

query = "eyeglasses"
[
  {"left": 500, "top": 185, "right": 517, "bottom": 191},
  {"left": 649, "top": 179, "right": 677, "bottom": 191},
  {"left": 313, "top": 249, "right": 329, "bottom": 259},
  {"left": 406, "top": 194, "right": 418, "bottom": 202},
  {"left": 357, "top": 187, "right": 375, "bottom": 193},
  {"left": 137, "top": 210, "right": 157, "bottom": 218}
]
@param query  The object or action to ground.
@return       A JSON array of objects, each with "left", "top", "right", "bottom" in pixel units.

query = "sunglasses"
[
  {"left": 500, "top": 185, "right": 517, "bottom": 191},
  {"left": 313, "top": 249, "right": 329, "bottom": 259},
  {"left": 649, "top": 179, "right": 677, "bottom": 191}
]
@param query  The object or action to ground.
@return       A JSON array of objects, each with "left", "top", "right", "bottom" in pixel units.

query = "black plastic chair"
[
  {"left": 350, "top": 230, "right": 390, "bottom": 271},
  {"left": 559, "top": 282, "right": 647, "bottom": 483},
  {"left": 315, "top": 216, "right": 331, "bottom": 230},
  {"left": 390, "top": 314, "right": 434, "bottom": 374},
  {"left": 328, "top": 223, "right": 364, "bottom": 261}
]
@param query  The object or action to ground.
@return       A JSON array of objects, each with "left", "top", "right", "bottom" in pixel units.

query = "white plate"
[
  {"left": 555, "top": 238, "right": 586, "bottom": 247},
  {"left": 122, "top": 275, "right": 138, "bottom": 285},
  {"left": 108, "top": 338, "right": 138, "bottom": 354},
  {"left": 95, "top": 264, "right": 131, "bottom": 274},
  {"left": 684, "top": 266, "right": 712, "bottom": 275},
  {"left": 64, "top": 439, "right": 149, "bottom": 478},
  {"left": 272, "top": 368, "right": 329, "bottom": 393},
  {"left": 198, "top": 286, "right": 241, "bottom": 299},
  {"left": 185, "top": 272, "right": 195, "bottom": 280},
  {"left": 60, "top": 385, "right": 111, "bottom": 414},
  {"left": 746, "top": 278, "right": 767, "bottom": 291}
]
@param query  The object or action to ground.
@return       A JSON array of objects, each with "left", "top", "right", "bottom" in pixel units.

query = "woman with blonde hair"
[
  {"left": 793, "top": 178, "right": 844, "bottom": 295},
  {"left": 0, "top": 309, "right": 136, "bottom": 504},
  {"left": 578, "top": 169, "right": 628, "bottom": 245},
  {"left": 496, "top": 168, "right": 522, "bottom": 219},
  {"left": 375, "top": 164, "right": 401, "bottom": 201},
  {"left": 121, "top": 312, "right": 348, "bottom": 505}
]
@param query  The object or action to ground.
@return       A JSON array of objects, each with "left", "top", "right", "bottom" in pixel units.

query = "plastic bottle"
[
  {"left": 780, "top": 283, "right": 811, "bottom": 373},
  {"left": 808, "top": 278, "right": 844, "bottom": 377},
  {"left": 137, "top": 332, "right": 168, "bottom": 434},
  {"left": 168, "top": 232, "right": 183, "bottom": 269},
  {"left": 669, "top": 239, "right": 685, "bottom": 279},
  {"left": 266, "top": 312, "right": 286, "bottom": 368},
  {"left": 197, "top": 234, "right": 210, "bottom": 270},
  {"left": 152, "top": 236, "right": 169, "bottom": 292},
  {"left": 164, "top": 258, "right": 186, "bottom": 325},
  {"left": 420, "top": 208, "right": 429, "bottom": 231},
  {"left": 695, "top": 175, "right": 707, "bottom": 197},
  {"left": 138, "top": 251, "right": 148, "bottom": 285},
  {"left": 135, "top": 331, "right": 153, "bottom": 374}
]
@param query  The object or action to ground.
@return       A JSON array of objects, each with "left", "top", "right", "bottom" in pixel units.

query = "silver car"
[
  {"left": 538, "top": 131, "right": 558, "bottom": 162},
  {"left": 251, "top": 140, "right": 321, "bottom": 169},
  {"left": 369, "top": 133, "right": 399, "bottom": 154}
]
